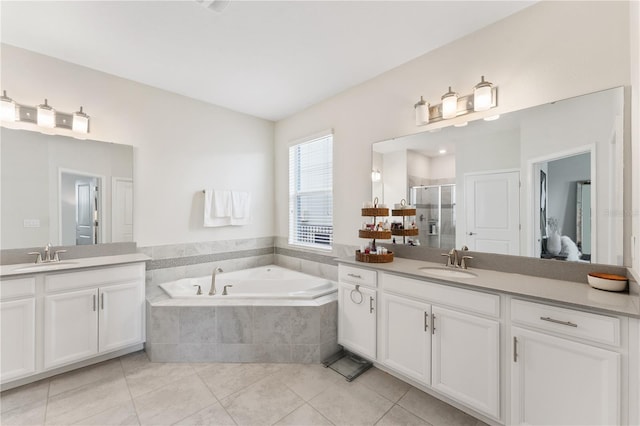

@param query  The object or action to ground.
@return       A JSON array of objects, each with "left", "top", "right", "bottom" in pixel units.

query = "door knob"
[{"left": 468, "top": 232, "right": 476, "bottom": 236}]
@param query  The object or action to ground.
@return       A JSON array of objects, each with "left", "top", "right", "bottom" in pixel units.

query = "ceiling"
[{"left": 1, "top": 1, "right": 535, "bottom": 121}]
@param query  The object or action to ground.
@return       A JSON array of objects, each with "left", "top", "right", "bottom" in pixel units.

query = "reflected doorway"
[
  {"left": 533, "top": 151, "right": 592, "bottom": 262},
  {"left": 59, "top": 170, "right": 103, "bottom": 246}
]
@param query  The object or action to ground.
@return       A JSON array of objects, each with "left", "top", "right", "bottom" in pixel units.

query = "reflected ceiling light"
[
  {"left": 37, "top": 99, "right": 55, "bottom": 128},
  {"left": 441, "top": 87, "right": 459, "bottom": 119},
  {"left": 439, "top": 149, "right": 447, "bottom": 154},
  {"left": 371, "top": 169, "right": 382, "bottom": 182},
  {"left": 484, "top": 114, "right": 501, "bottom": 121},
  {"left": 473, "top": 76, "right": 494, "bottom": 111},
  {"left": 414, "top": 96, "right": 429, "bottom": 126},
  {"left": 196, "top": 0, "right": 231, "bottom": 13},
  {"left": 1, "top": 90, "right": 17, "bottom": 122},
  {"left": 412, "top": 76, "right": 498, "bottom": 126},
  {"left": 1, "top": 91, "right": 91, "bottom": 134},
  {"left": 72, "top": 106, "right": 90, "bottom": 134}
]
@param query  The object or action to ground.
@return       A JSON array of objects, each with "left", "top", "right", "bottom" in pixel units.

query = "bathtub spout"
[{"left": 209, "top": 266, "right": 223, "bottom": 296}]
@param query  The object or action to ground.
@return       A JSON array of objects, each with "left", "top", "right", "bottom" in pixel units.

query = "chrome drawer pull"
[
  {"left": 540, "top": 316, "right": 577, "bottom": 328},
  {"left": 347, "top": 273, "right": 363, "bottom": 279},
  {"left": 369, "top": 296, "right": 375, "bottom": 314},
  {"left": 424, "top": 312, "right": 428, "bottom": 332}
]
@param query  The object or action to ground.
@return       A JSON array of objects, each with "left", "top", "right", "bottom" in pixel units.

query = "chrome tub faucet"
[{"left": 209, "top": 266, "right": 223, "bottom": 296}]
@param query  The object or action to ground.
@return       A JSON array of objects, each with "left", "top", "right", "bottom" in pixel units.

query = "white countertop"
[
  {"left": 337, "top": 257, "right": 640, "bottom": 318},
  {"left": 0, "top": 253, "right": 150, "bottom": 278}
]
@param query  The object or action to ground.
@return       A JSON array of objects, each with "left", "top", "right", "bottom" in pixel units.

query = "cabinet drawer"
[
  {"left": 511, "top": 299, "right": 620, "bottom": 347},
  {"left": 339, "top": 265, "right": 377, "bottom": 288},
  {"left": 1, "top": 277, "right": 36, "bottom": 300},
  {"left": 381, "top": 273, "right": 500, "bottom": 318},
  {"left": 45, "top": 264, "right": 144, "bottom": 293}
]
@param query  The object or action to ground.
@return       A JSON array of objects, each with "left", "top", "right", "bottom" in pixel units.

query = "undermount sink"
[
  {"left": 418, "top": 267, "right": 478, "bottom": 279},
  {"left": 12, "top": 261, "right": 79, "bottom": 273}
]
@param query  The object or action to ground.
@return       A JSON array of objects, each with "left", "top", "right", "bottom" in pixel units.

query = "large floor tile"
[
  {"left": 375, "top": 405, "right": 430, "bottom": 426},
  {"left": 45, "top": 376, "right": 131, "bottom": 425},
  {"left": 49, "top": 359, "right": 124, "bottom": 397},
  {"left": 397, "top": 388, "right": 479, "bottom": 426},
  {"left": 119, "top": 351, "right": 151, "bottom": 374},
  {"left": 0, "top": 380, "right": 50, "bottom": 413},
  {"left": 196, "top": 362, "right": 282, "bottom": 400},
  {"left": 72, "top": 400, "right": 139, "bottom": 425},
  {"left": 221, "top": 375, "right": 304, "bottom": 426},
  {"left": 358, "top": 368, "right": 411, "bottom": 403},
  {"left": 124, "top": 361, "right": 196, "bottom": 398},
  {"left": 275, "top": 403, "right": 333, "bottom": 426},
  {"left": 173, "top": 402, "right": 236, "bottom": 426},
  {"left": 133, "top": 374, "right": 216, "bottom": 426},
  {"left": 309, "top": 380, "right": 393, "bottom": 426},
  {"left": 0, "top": 400, "right": 47, "bottom": 426},
  {"left": 278, "top": 363, "right": 342, "bottom": 401}
]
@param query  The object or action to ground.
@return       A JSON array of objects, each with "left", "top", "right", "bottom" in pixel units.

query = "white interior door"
[
  {"left": 112, "top": 177, "right": 133, "bottom": 242},
  {"left": 465, "top": 171, "right": 520, "bottom": 254}
]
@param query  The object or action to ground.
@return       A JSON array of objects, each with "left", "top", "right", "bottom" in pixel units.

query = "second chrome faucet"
[{"left": 441, "top": 248, "right": 473, "bottom": 269}]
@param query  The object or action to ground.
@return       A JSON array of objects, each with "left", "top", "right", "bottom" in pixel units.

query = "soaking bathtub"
[
  {"left": 159, "top": 264, "right": 337, "bottom": 300},
  {"left": 149, "top": 264, "right": 339, "bottom": 363}
]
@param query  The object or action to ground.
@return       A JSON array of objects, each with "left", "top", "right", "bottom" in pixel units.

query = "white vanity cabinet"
[
  {"left": 0, "top": 277, "right": 36, "bottom": 382},
  {"left": 510, "top": 299, "right": 622, "bottom": 425},
  {"left": 44, "top": 264, "right": 145, "bottom": 370},
  {"left": 379, "top": 273, "right": 501, "bottom": 419},
  {"left": 338, "top": 265, "right": 377, "bottom": 359}
]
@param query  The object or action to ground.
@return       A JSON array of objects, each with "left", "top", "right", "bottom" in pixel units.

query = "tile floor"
[{"left": 1, "top": 351, "right": 488, "bottom": 426}]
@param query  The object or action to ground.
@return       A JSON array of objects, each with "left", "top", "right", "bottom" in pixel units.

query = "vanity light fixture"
[
  {"left": 413, "top": 76, "right": 498, "bottom": 126},
  {"left": 72, "top": 107, "right": 90, "bottom": 133},
  {"left": 1, "top": 91, "right": 17, "bottom": 122},
  {"left": 0, "top": 92, "right": 91, "bottom": 134},
  {"left": 414, "top": 96, "right": 429, "bottom": 126},
  {"left": 454, "top": 122, "right": 468, "bottom": 127},
  {"left": 484, "top": 114, "right": 501, "bottom": 121},
  {"left": 473, "top": 76, "right": 493, "bottom": 111},
  {"left": 371, "top": 169, "right": 382, "bottom": 182},
  {"left": 441, "top": 87, "right": 459, "bottom": 119},
  {"left": 36, "top": 99, "right": 56, "bottom": 128}
]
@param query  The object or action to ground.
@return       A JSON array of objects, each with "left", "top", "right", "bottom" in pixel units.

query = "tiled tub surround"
[{"left": 146, "top": 300, "right": 338, "bottom": 363}]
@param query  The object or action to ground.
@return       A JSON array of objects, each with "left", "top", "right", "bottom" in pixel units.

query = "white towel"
[
  {"left": 204, "top": 189, "right": 232, "bottom": 227},
  {"left": 230, "top": 191, "right": 251, "bottom": 225}
]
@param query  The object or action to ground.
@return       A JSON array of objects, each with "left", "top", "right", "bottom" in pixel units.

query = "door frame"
[
  {"left": 58, "top": 168, "right": 106, "bottom": 246},
  {"left": 111, "top": 176, "right": 133, "bottom": 242},
  {"left": 526, "top": 144, "right": 596, "bottom": 260}
]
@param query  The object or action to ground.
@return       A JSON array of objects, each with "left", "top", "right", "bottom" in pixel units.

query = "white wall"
[
  {"left": 274, "top": 1, "right": 632, "bottom": 260},
  {"left": 1, "top": 44, "right": 275, "bottom": 247}
]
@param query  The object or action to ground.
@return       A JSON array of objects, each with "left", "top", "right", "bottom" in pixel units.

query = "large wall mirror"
[
  {"left": 1, "top": 128, "right": 134, "bottom": 249},
  {"left": 372, "top": 87, "right": 625, "bottom": 266}
]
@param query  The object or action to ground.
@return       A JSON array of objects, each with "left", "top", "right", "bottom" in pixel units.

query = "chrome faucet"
[
  {"left": 441, "top": 248, "right": 473, "bottom": 269},
  {"left": 209, "top": 266, "right": 223, "bottom": 296},
  {"left": 222, "top": 284, "right": 233, "bottom": 296},
  {"left": 44, "top": 243, "right": 52, "bottom": 262},
  {"left": 28, "top": 244, "right": 66, "bottom": 264}
]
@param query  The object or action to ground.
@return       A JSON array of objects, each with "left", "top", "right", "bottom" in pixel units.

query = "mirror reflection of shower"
[
  {"left": 60, "top": 171, "right": 102, "bottom": 246},
  {"left": 411, "top": 184, "right": 456, "bottom": 249}
]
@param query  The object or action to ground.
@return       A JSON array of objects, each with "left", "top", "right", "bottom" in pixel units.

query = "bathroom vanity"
[
  {"left": 0, "top": 254, "right": 148, "bottom": 390},
  {"left": 337, "top": 258, "right": 640, "bottom": 426}
]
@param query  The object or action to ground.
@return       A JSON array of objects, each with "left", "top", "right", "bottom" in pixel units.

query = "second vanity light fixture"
[
  {"left": 414, "top": 76, "right": 498, "bottom": 126},
  {"left": 0, "top": 91, "right": 90, "bottom": 134}
]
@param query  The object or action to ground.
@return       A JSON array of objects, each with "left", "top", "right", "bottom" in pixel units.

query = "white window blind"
[{"left": 289, "top": 134, "right": 333, "bottom": 249}]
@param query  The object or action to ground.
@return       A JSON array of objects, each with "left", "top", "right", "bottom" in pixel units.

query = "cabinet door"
[
  {"left": 99, "top": 281, "right": 144, "bottom": 352},
  {"left": 44, "top": 288, "right": 98, "bottom": 369},
  {"left": 511, "top": 326, "right": 620, "bottom": 426},
  {"left": 432, "top": 306, "right": 500, "bottom": 419},
  {"left": 380, "top": 293, "right": 430, "bottom": 384},
  {"left": 338, "top": 282, "right": 376, "bottom": 359},
  {"left": 1, "top": 299, "right": 36, "bottom": 382}
]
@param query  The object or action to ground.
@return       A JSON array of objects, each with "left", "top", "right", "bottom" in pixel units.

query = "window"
[{"left": 289, "top": 133, "right": 333, "bottom": 249}]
